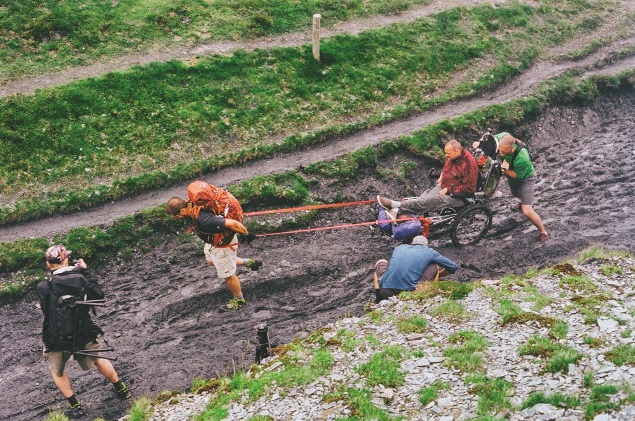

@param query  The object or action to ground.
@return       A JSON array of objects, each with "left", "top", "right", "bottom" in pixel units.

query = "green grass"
[
  {"left": 443, "top": 330, "right": 489, "bottom": 373},
  {"left": 430, "top": 300, "right": 468, "bottom": 322},
  {"left": 0, "top": 0, "right": 433, "bottom": 82},
  {"left": 404, "top": 280, "right": 473, "bottom": 301},
  {"left": 466, "top": 375, "right": 513, "bottom": 417},
  {"left": 604, "top": 344, "right": 635, "bottom": 366},
  {"left": 194, "top": 346, "right": 334, "bottom": 419},
  {"left": 128, "top": 397, "right": 154, "bottom": 421},
  {"left": 419, "top": 380, "right": 450, "bottom": 405},
  {"left": 521, "top": 391, "right": 581, "bottom": 409},
  {"left": 582, "top": 335, "right": 605, "bottom": 349},
  {"left": 559, "top": 274, "right": 598, "bottom": 294},
  {"left": 0, "top": 0, "right": 626, "bottom": 226},
  {"left": 519, "top": 336, "right": 583, "bottom": 374},
  {"left": 356, "top": 345, "right": 406, "bottom": 388},
  {"left": 42, "top": 412, "right": 69, "bottom": 421},
  {"left": 395, "top": 315, "right": 427, "bottom": 334},
  {"left": 336, "top": 387, "right": 403, "bottom": 421},
  {"left": 549, "top": 320, "right": 569, "bottom": 340}
]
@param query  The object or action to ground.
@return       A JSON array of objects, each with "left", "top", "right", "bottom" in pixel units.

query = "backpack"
[
  {"left": 186, "top": 180, "right": 243, "bottom": 222},
  {"left": 43, "top": 271, "right": 104, "bottom": 352},
  {"left": 476, "top": 129, "right": 499, "bottom": 160},
  {"left": 186, "top": 180, "right": 244, "bottom": 247},
  {"left": 376, "top": 206, "right": 424, "bottom": 242}
]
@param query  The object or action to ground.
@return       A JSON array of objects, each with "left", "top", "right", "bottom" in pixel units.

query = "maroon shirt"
[{"left": 440, "top": 148, "right": 478, "bottom": 196}]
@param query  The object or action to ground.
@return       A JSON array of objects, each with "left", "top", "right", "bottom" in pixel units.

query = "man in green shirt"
[{"left": 497, "top": 132, "right": 549, "bottom": 242}]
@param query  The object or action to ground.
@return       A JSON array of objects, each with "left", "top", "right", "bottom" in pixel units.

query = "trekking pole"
[
  {"left": 75, "top": 299, "right": 107, "bottom": 307},
  {"left": 73, "top": 350, "right": 118, "bottom": 361}
]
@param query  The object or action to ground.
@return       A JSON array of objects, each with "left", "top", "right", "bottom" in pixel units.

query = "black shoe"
[
  {"left": 114, "top": 382, "right": 132, "bottom": 400},
  {"left": 245, "top": 259, "right": 262, "bottom": 271},
  {"left": 65, "top": 404, "right": 86, "bottom": 419}
]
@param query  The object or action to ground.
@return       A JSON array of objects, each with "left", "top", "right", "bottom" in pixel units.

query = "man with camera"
[{"left": 36, "top": 244, "right": 131, "bottom": 419}]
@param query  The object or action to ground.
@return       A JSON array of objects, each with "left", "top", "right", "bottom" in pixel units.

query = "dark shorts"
[
  {"left": 373, "top": 260, "right": 439, "bottom": 303},
  {"left": 508, "top": 176, "right": 535, "bottom": 205}
]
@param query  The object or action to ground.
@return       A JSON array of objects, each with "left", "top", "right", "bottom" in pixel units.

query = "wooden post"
[{"left": 312, "top": 14, "right": 321, "bottom": 61}]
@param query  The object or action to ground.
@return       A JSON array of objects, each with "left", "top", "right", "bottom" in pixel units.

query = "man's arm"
[
  {"left": 431, "top": 251, "right": 459, "bottom": 274},
  {"left": 224, "top": 219, "right": 248, "bottom": 235}
]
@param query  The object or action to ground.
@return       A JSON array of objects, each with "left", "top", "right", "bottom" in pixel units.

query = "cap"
[
  {"left": 411, "top": 235, "right": 428, "bottom": 246},
  {"left": 45, "top": 244, "right": 71, "bottom": 263}
]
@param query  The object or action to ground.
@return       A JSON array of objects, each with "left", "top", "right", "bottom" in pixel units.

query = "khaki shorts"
[
  {"left": 204, "top": 235, "right": 237, "bottom": 279},
  {"left": 44, "top": 341, "right": 101, "bottom": 377}
]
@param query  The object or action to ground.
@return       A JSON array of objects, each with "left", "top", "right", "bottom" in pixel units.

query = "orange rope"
[
  {"left": 256, "top": 217, "right": 430, "bottom": 238},
  {"left": 243, "top": 199, "right": 376, "bottom": 216}
]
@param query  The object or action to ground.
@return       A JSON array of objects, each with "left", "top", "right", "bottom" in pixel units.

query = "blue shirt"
[{"left": 380, "top": 245, "right": 459, "bottom": 291}]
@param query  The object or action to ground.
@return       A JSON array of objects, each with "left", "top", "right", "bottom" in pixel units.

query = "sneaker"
[
  {"left": 114, "top": 381, "right": 132, "bottom": 400},
  {"left": 65, "top": 404, "right": 86, "bottom": 419},
  {"left": 225, "top": 298, "right": 246, "bottom": 310},
  {"left": 376, "top": 195, "right": 393, "bottom": 209},
  {"left": 539, "top": 232, "right": 549, "bottom": 242},
  {"left": 245, "top": 259, "right": 262, "bottom": 271}
]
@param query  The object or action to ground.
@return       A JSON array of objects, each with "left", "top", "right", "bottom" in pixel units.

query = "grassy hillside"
[
  {"left": 0, "top": 0, "right": 431, "bottom": 82},
  {"left": 1, "top": 0, "right": 628, "bottom": 226}
]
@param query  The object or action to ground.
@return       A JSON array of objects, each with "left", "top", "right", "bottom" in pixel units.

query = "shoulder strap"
[{"left": 509, "top": 143, "right": 525, "bottom": 171}]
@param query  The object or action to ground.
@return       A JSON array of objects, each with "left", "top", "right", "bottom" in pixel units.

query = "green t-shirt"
[{"left": 495, "top": 132, "right": 535, "bottom": 179}]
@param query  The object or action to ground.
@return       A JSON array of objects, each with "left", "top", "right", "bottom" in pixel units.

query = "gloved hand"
[{"left": 238, "top": 232, "right": 257, "bottom": 245}]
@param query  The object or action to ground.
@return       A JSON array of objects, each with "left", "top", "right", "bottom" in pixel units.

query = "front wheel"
[{"left": 450, "top": 205, "right": 493, "bottom": 246}]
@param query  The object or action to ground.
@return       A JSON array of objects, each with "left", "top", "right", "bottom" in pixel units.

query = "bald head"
[
  {"left": 498, "top": 134, "right": 517, "bottom": 157},
  {"left": 445, "top": 139, "right": 462, "bottom": 151},
  {"left": 444, "top": 139, "right": 463, "bottom": 161},
  {"left": 498, "top": 134, "right": 517, "bottom": 149},
  {"left": 166, "top": 197, "right": 187, "bottom": 216}
]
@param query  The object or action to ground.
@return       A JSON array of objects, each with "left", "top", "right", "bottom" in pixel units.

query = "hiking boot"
[
  {"left": 114, "top": 382, "right": 132, "bottom": 400},
  {"left": 377, "top": 195, "right": 393, "bottom": 209},
  {"left": 224, "top": 298, "right": 246, "bottom": 311},
  {"left": 245, "top": 259, "right": 262, "bottom": 271},
  {"left": 539, "top": 232, "right": 549, "bottom": 242},
  {"left": 64, "top": 404, "right": 85, "bottom": 419}
]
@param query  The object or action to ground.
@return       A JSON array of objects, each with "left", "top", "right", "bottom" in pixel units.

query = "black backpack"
[{"left": 43, "top": 271, "right": 104, "bottom": 352}]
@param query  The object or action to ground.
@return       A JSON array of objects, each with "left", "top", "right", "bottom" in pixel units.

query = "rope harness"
[{"left": 243, "top": 200, "right": 430, "bottom": 238}]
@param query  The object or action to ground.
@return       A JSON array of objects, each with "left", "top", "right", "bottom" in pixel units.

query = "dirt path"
[
  {"left": 0, "top": 0, "right": 510, "bottom": 99},
  {"left": 1, "top": 37, "right": 634, "bottom": 242},
  {"left": 2, "top": 2, "right": 635, "bottom": 420},
  {"left": 3, "top": 91, "right": 635, "bottom": 421}
]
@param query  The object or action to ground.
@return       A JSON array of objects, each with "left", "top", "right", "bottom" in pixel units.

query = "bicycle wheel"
[{"left": 450, "top": 205, "right": 493, "bottom": 246}]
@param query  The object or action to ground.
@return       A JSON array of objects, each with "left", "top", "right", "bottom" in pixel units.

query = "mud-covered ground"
[{"left": 1, "top": 91, "right": 635, "bottom": 420}]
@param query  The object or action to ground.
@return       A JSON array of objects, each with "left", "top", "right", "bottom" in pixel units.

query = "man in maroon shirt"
[{"left": 377, "top": 139, "right": 478, "bottom": 217}]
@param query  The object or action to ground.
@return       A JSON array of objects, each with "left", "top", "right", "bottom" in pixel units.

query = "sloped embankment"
[{"left": 147, "top": 251, "right": 635, "bottom": 420}]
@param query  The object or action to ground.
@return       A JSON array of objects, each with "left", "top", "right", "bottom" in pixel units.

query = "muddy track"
[
  {"left": 2, "top": 2, "right": 635, "bottom": 420},
  {"left": 4, "top": 90, "right": 635, "bottom": 420},
  {"left": 1, "top": 40, "right": 634, "bottom": 242}
]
